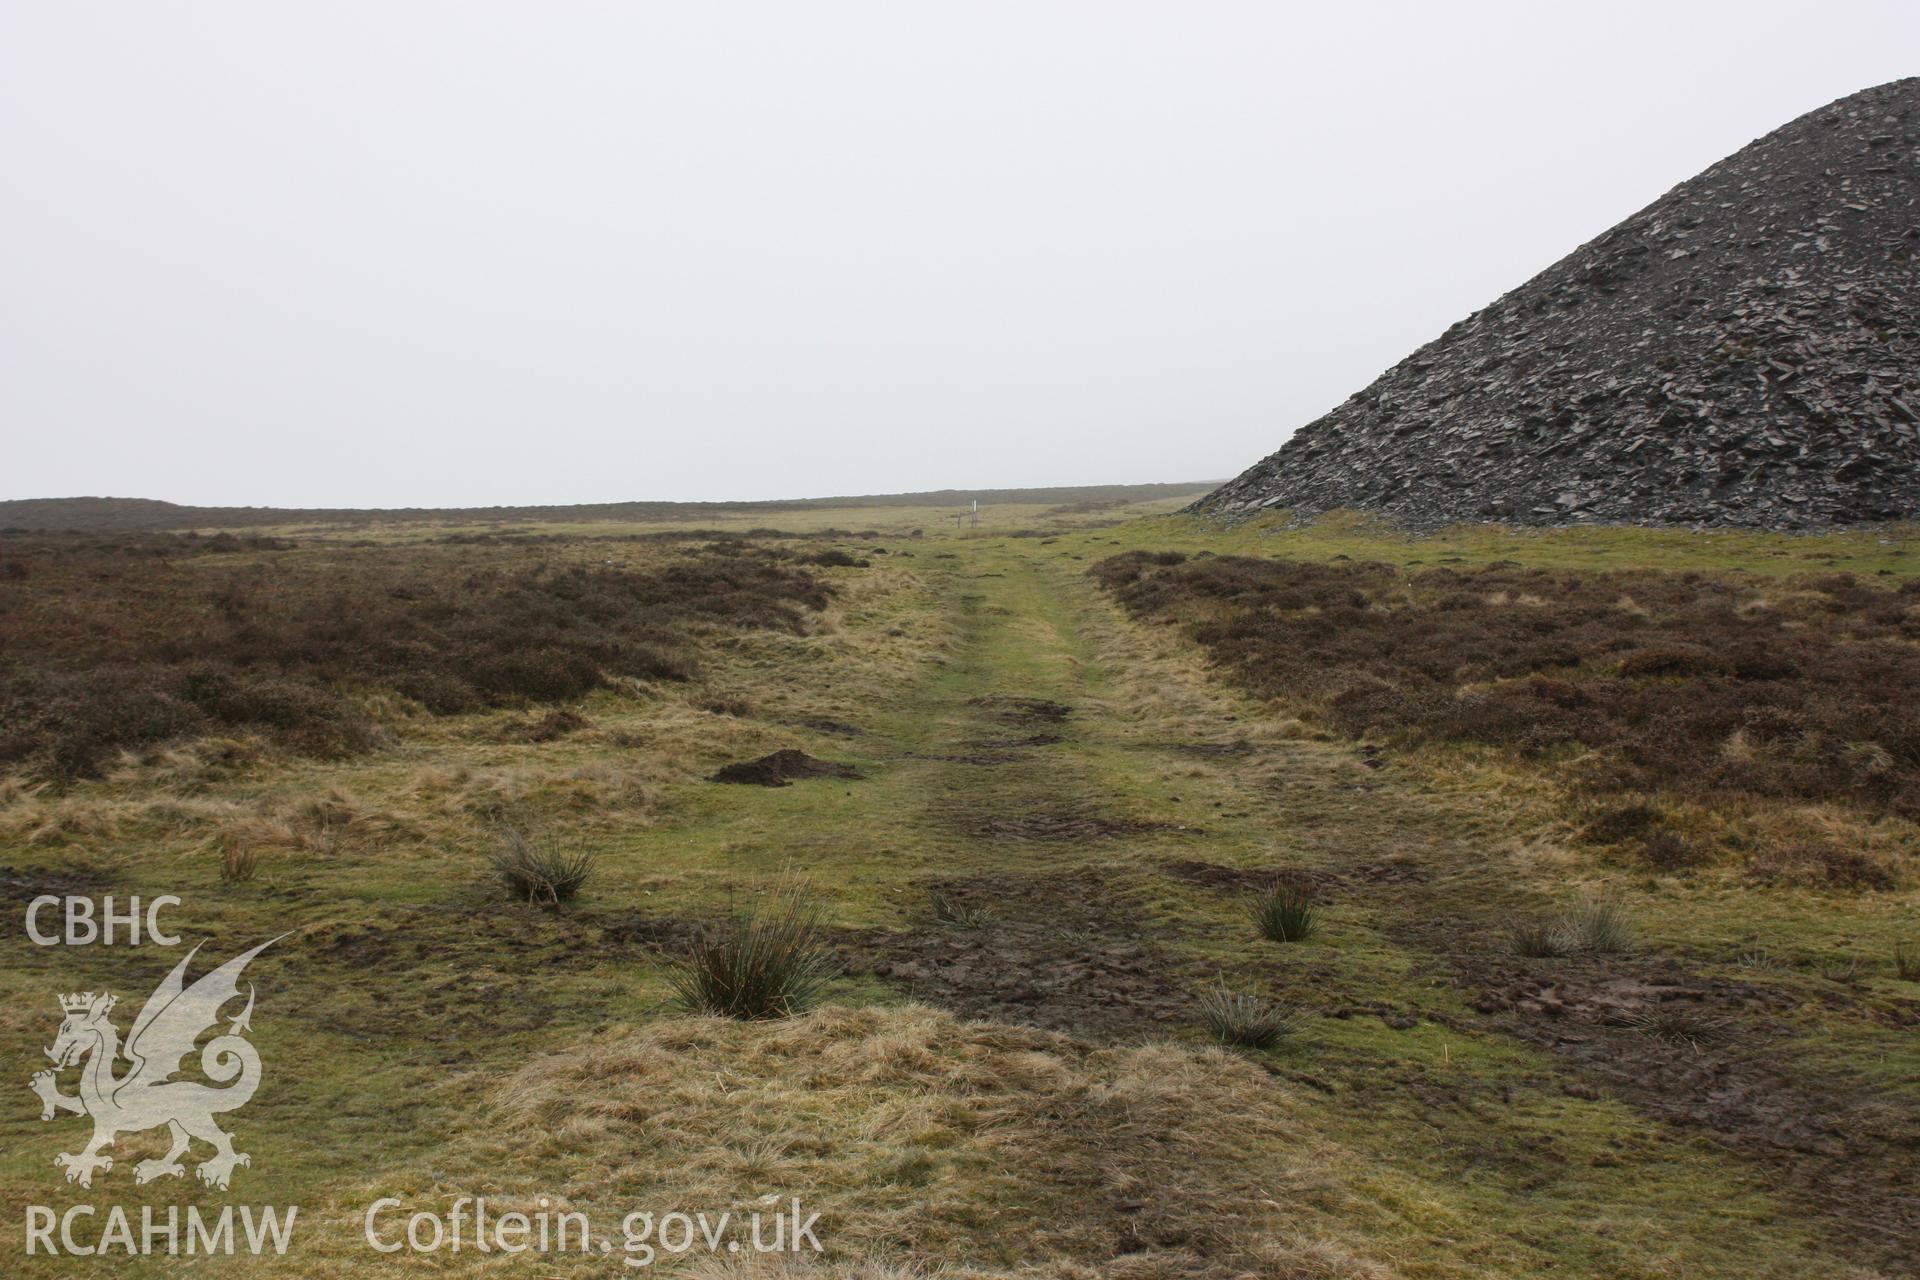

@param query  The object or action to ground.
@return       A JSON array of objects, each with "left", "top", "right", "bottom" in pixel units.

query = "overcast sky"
[{"left": 3, "top": 3, "right": 1916, "bottom": 508}]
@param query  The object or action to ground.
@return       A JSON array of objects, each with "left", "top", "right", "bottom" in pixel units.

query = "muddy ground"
[
  {"left": 850, "top": 660, "right": 1918, "bottom": 1272},
  {"left": 709, "top": 748, "right": 864, "bottom": 786},
  {"left": 852, "top": 868, "right": 1201, "bottom": 1040},
  {"left": 1459, "top": 946, "right": 1920, "bottom": 1260}
]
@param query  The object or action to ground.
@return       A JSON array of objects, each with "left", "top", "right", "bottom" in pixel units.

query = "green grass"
[{"left": 1094, "top": 507, "right": 1920, "bottom": 579}]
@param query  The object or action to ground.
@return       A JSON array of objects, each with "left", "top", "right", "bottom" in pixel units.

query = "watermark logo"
[
  {"left": 363, "top": 1195, "right": 824, "bottom": 1268},
  {"left": 29, "top": 935, "right": 283, "bottom": 1191}
]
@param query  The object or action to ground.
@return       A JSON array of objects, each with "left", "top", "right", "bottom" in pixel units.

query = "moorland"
[{"left": 1, "top": 490, "right": 1915, "bottom": 1278}]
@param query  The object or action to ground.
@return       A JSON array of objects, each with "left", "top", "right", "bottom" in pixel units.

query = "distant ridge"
[
  {"left": 1195, "top": 78, "right": 1920, "bottom": 530},
  {"left": 0, "top": 483, "right": 1218, "bottom": 533}
]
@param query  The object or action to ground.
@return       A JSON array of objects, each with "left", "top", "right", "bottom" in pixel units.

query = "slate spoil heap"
[{"left": 1197, "top": 79, "right": 1920, "bottom": 530}]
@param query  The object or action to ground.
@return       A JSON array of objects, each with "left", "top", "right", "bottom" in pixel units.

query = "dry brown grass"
[
  {"left": 218, "top": 831, "right": 262, "bottom": 882},
  {"left": 683, "top": 1237, "right": 1394, "bottom": 1280},
  {"left": 0, "top": 778, "right": 126, "bottom": 847},
  {"left": 370, "top": 1004, "right": 1395, "bottom": 1278},
  {"left": 443, "top": 760, "right": 663, "bottom": 823},
  {"left": 284, "top": 786, "right": 416, "bottom": 846}
]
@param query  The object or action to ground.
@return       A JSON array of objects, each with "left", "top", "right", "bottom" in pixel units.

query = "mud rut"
[{"left": 836, "top": 557, "right": 1915, "bottom": 1274}]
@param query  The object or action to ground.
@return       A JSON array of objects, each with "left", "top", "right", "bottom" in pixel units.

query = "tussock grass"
[
  {"left": 1819, "top": 956, "right": 1862, "bottom": 985},
  {"left": 670, "top": 879, "right": 842, "bottom": 1019},
  {"left": 1628, "top": 1006, "right": 1728, "bottom": 1050},
  {"left": 287, "top": 786, "right": 415, "bottom": 848},
  {"left": 1567, "top": 895, "right": 1634, "bottom": 954},
  {"left": 926, "top": 886, "right": 983, "bottom": 929},
  {"left": 1248, "top": 880, "right": 1316, "bottom": 943},
  {"left": 16, "top": 797, "right": 122, "bottom": 847},
  {"left": 1506, "top": 897, "right": 1632, "bottom": 957},
  {"left": 449, "top": 760, "right": 662, "bottom": 823},
  {"left": 1896, "top": 942, "right": 1920, "bottom": 982},
  {"left": 488, "top": 828, "right": 596, "bottom": 905},
  {"left": 218, "top": 837, "right": 260, "bottom": 883},
  {"left": 1199, "top": 983, "right": 1297, "bottom": 1050},
  {"left": 1506, "top": 919, "right": 1573, "bottom": 958}
]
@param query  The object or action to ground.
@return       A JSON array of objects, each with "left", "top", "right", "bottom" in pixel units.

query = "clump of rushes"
[
  {"left": 1199, "top": 983, "right": 1297, "bottom": 1050},
  {"left": 1896, "top": 942, "right": 1920, "bottom": 982},
  {"left": 926, "top": 886, "right": 983, "bottom": 929},
  {"left": 1819, "top": 955, "right": 1862, "bottom": 985},
  {"left": 1506, "top": 919, "right": 1573, "bottom": 958},
  {"left": 1628, "top": 1006, "right": 1727, "bottom": 1050},
  {"left": 670, "top": 879, "right": 842, "bottom": 1020},
  {"left": 489, "top": 828, "right": 596, "bottom": 905},
  {"left": 1248, "top": 879, "right": 1316, "bottom": 943},
  {"left": 1508, "top": 896, "right": 1634, "bottom": 957},
  {"left": 219, "top": 842, "right": 259, "bottom": 885},
  {"left": 1567, "top": 895, "right": 1634, "bottom": 954}
]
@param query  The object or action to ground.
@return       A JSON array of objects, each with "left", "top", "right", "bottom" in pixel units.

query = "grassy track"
[{"left": 1, "top": 517, "right": 1911, "bottom": 1277}]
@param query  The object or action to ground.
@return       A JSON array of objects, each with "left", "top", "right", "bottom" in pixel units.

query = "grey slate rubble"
[{"left": 1195, "top": 78, "right": 1920, "bottom": 531}]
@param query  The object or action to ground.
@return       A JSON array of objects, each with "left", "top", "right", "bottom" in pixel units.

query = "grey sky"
[{"left": 3, "top": 2, "right": 1916, "bottom": 508}]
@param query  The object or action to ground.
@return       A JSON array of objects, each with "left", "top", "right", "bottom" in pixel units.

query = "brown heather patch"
[
  {"left": 1744, "top": 841, "right": 1899, "bottom": 891},
  {"left": 497, "top": 708, "right": 592, "bottom": 743},
  {"left": 0, "top": 533, "right": 835, "bottom": 778},
  {"left": 1091, "top": 554, "right": 1920, "bottom": 828}
]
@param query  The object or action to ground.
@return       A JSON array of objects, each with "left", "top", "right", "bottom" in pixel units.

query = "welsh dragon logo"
[{"left": 29, "top": 937, "right": 282, "bottom": 1191}]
